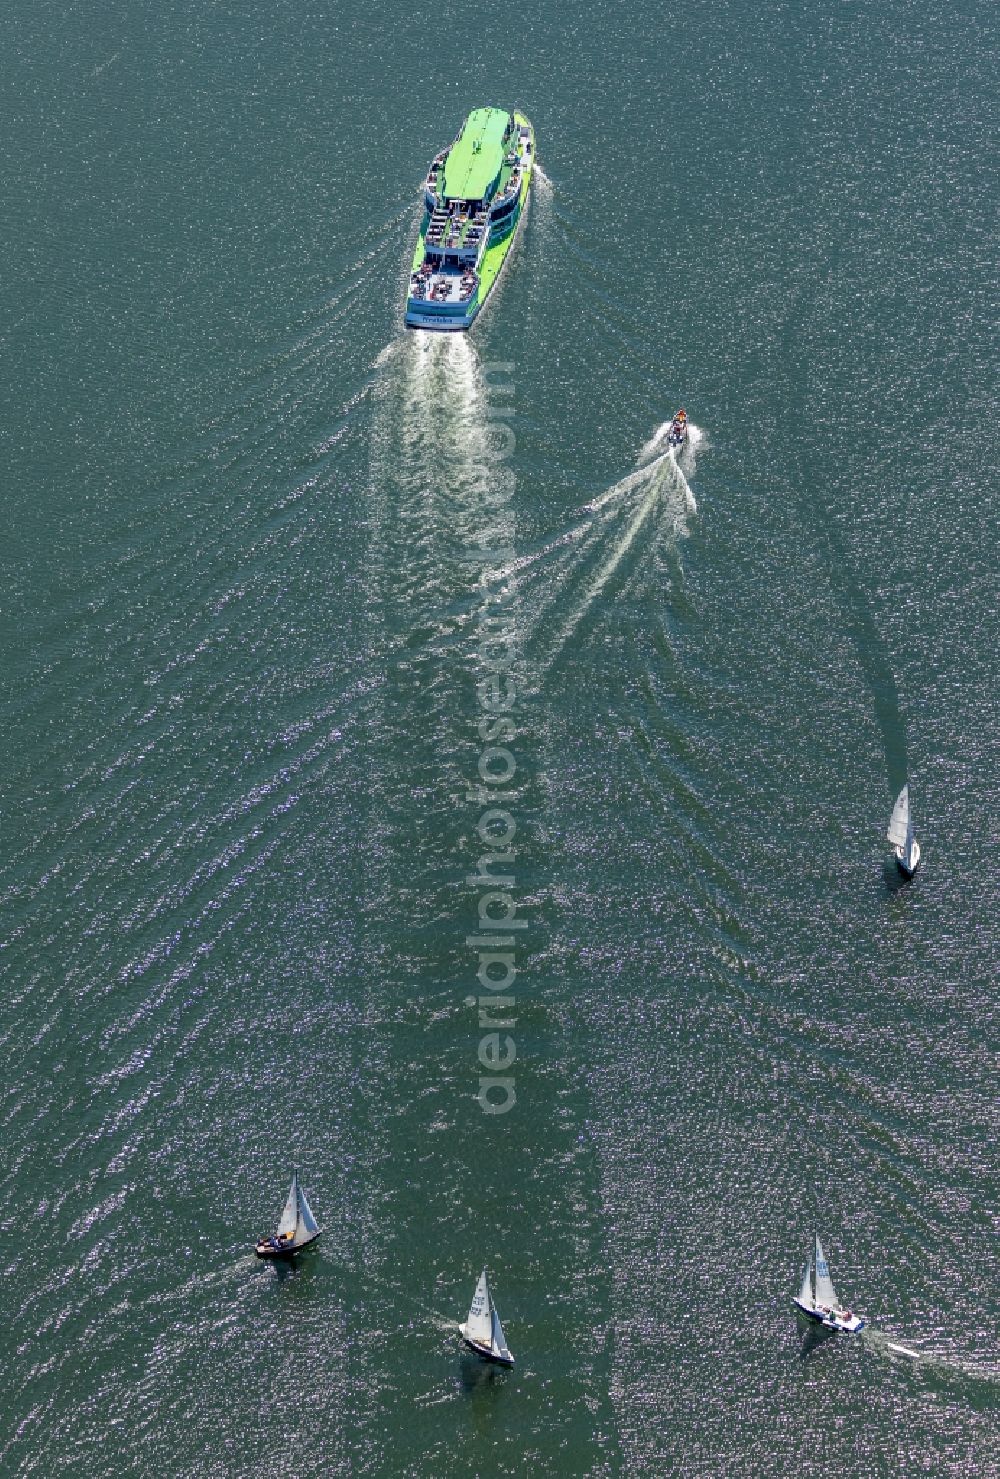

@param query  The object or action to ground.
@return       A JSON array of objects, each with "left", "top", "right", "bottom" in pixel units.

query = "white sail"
[
  {"left": 490, "top": 1302, "right": 512, "bottom": 1361},
  {"left": 464, "top": 1270, "right": 493, "bottom": 1347},
  {"left": 293, "top": 1182, "right": 320, "bottom": 1246},
  {"left": 814, "top": 1236, "right": 838, "bottom": 1307},
  {"left": 903, "top": 809, "right": 918, "bottom": 872},
  {"left": 887, "top": 785, "right": 910, "bottom": 848},
  {"left": 798, "top": 1255, "right": 814, "bottom": 1307},
  {"left": 276, "top": 1173, "right": 298, "bottom": 1239}
]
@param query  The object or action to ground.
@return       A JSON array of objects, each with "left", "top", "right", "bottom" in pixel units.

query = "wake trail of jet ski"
[
  {"left": 467, "top": 418, "right": 699, "bottom": 682},
  {"left": 591, "top": 416, "right": 700, "bottom": 515},
  {"left": 531, "top": 480, "right": 662, "bottom": 685},
  {"left": 409, "top": 414, "right": 703, "bottom": 687},
  {"left": 489, "top": 447, "right": 683, "bottom": 661},
  {"left": 586, "top": 454, "right": 670, "bottom": 512}
]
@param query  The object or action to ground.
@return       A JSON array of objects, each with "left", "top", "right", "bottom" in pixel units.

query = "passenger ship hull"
[{"left": 405, "top": 109, "right": 534, "bottom": 331}]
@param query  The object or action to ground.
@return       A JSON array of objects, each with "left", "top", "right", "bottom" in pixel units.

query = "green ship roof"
[{"left": 442, "top": 107, "right": 512, "bottom": 202}]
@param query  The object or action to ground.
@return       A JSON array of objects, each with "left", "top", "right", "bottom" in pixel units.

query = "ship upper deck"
[{"left": 442, "top": 107, "right": 515, "bottom": 203}]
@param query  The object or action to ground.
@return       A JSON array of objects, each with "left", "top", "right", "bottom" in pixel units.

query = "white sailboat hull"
[
  {"left": 792, "top": 1296, "right": 865, "bottom": 1334},
  {"left": 459, "top": 1323, "right": 515, "bottom": 1366},
  {"left": 893, "top": 839, "right": 920, "bottom": 878}
]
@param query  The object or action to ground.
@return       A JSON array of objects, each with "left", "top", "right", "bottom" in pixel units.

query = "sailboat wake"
[{"left": 860, "top": 1327, "right": 1000, "bottom": 1385}]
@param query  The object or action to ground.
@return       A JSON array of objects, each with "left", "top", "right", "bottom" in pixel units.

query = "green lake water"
[{"left": 1, "top": 1, "right": 996, "bottom": 1473}]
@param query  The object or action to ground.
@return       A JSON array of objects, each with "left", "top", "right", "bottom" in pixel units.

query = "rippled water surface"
[{"left": 1, "top": 1, "right": 996, "bottom": 1474}]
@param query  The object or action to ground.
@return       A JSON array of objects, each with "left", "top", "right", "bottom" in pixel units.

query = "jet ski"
[{"left": 666, "top": 409, "right": 688, "bottom": 450}]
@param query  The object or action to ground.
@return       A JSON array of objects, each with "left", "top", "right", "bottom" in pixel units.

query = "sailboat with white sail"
[
  {"left": 459, "top": 1269, "right": 514, "bottom": 1366},
  {"left": 792, "top": 1234, "right": 865, "bottom": 1333},
  {"left": 255, "top": 1169, "right": 321, "bottom": 1260},
  {"left": 887, "top": 783, "right": 920, "bottom": 877}
]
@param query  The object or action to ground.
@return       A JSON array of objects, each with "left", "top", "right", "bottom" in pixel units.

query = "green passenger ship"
[{"left": 405, "top": 108, "right": 534, "bottom": 331}]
